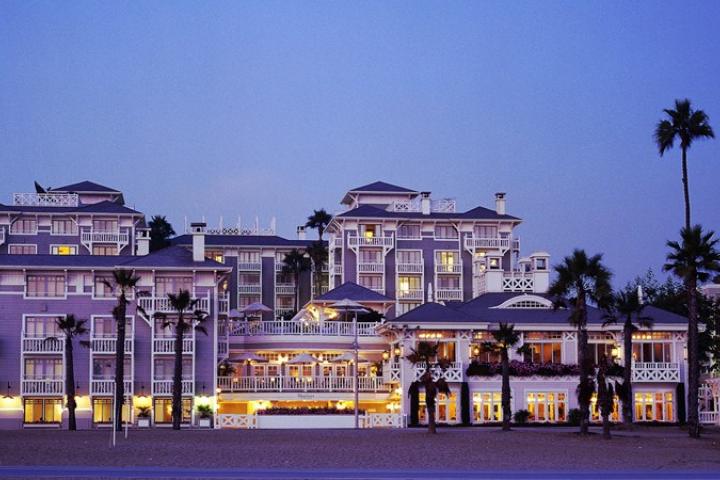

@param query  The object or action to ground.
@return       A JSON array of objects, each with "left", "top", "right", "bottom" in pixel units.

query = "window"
[
  {"left": 205, "top": 249, "right": 224, "bottom": 263},
  {"left": 589, "top": 342, "right": 615, "bottom": 365},
  {"left": 535, "top": 258, "right": 547, "bottom": 270},
  {"left": 154, "top": 358, "right": 193, "bottom": 380},
  {"left": 473, "top": 225, "right": 498, "bottom": 238},
  {"left": 632, "top": 333, "right": 673, "bottom": 363},
  {"left": 51, "top": 218, "right": 77, "bottom": 235},
  {"left": 526, "top": 392, "right": 567, "bottom": 422},
  {"left": 26, "top": 275, "right": 66, "bottom": 298},
  {"left": 238, "top": 251, "right": 260, "bottom": 263},
  {"left": 93, "top": 358, "right": 131, "bottom": 379},
  {"left": 473, "top": 392, "right": 502, "bottom": 423},
  {"left": 359, "top": 274, "right": 382, "bottom": 291},
  {"left": 24, "top": 358, "right": 63, "bottom": 380},
  {"left": 436, "top": 251, "right": 459, "bottom": 266},
  {"left": 238, "top": 273, "right": 261, "bottom": 285},
  {"left": 470, "top": 334, "right": 501, "bottom": 362},
  {"left": 436, "top": 276, "right": 460, "bottom": 289},
  {"left": 24, "top": 316, "right": 62, "bottom": 338},
  {"left": 92, "top": 245, "right": 118, "bottom": 256},
  {"left": 634, "top": 392, "right": 674, "bottom": 422},
  {"left": 10, "top": 218, "right": 37, "bottom": 234},
  {"left": 24, "top": 398, "right": 62, "bottom": 424},
  {"left": 92, "top": 316, "right": 130, "bottom": 337},
  {"left": 92, "top": 398, "right": 130, "bottom": 424},
  {"left": 397, "top": 302, "right": 421, "bottom": 316},
  {"left": 398, "top": 276, "right": 421, "bottom": 294},
  {"left": 590, "top": 394, "right": 620, "bottom": 423},
  {"left": 93, "top": 276, "right": 116, "bottom": 298},
  {"left": 155, "top": 276, "right": 193, "bottom": 296},
  {"left": 359, "top": 224, "right": 380, "bottom": 238},
  {"left": 153, "top": 398, "right": 192, "bottom": 423},
  {"left": 8, "top": 244, "right": 36, "bottom": 255},
  {"left": 238, "top": 296, "right": 261, "bottom": 308},
  {"left": 359, "top": 249, "right": 382, "bottom": 263},
  {"left": 92, "top": 219, "right": 118, "bottom": 232},
  {"left": 51, "top": 245, "right": 77, "bottom": 255},
  {"left": 434, "top": 225, "right": 458, "bottom": 239},
  {"left": 397, "top": 224, "right": 421, "bottom": 239},
  {"left": 523, "top": 332, "right": 563, "bottom": 364},
  {"left": 419, "top": 393, "right": 457, "bottom": 424},
  {"left": 397, "top": 250, "right": 422, "bottom": 265},
  {"left": 276, "top": 272, "right": 295, "bottom": 285}
]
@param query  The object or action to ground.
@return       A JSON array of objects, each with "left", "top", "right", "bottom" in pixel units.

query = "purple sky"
[{"left": 1, "top": 1, "right": 718, "bottom": 286}]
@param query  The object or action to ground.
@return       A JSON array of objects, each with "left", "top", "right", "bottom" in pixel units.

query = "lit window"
[
  {"left": 51, "top": 245, "right": 77, "bottom": 255},
  {"left": 364, "top": 230, "right": 374, "bottom": 239}
]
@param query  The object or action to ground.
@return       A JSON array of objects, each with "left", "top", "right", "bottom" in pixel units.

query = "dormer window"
[
  {"left": 488, "top": 258, "right": 500, "bottom": 270},
  {"left": 359, "top": 224, "right": 379, "bottom": 238},
  {"left": 535, "top": 258, "right": 547, "bottom": 270}
]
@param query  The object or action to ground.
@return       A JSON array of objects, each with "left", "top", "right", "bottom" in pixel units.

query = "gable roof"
[
  {"left": 336, "top": 204, "right": 520, "bottom": 222},
  {"left": 349, "top": 181, "right": 418, "bottom": 194},
  {"left": 315, "top": 282, "right": 394, "bottom": 303},
  {"left": 392, "top": 301, "right": 478, "bottom": 324},
  {"left": 171, "top": 234, "right": 319, "bottom": 248},
  {"left": 50, "top": 181, "right": 120, "bottom": 194}
]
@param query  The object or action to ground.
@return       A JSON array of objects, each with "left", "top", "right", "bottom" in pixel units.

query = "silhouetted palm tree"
[
  {"left": 48, "top": 315, "right": 88, "bottom": 431},
  {"left": 282, "top": 249, "right": 311, "bottom": 312},
  {"left": 153, "top": 289, "right": 208, "bottom": 430},
  {"left": 664, "top": 225, "right": 720, "bottom": 438},
  {"left": 306, "top": 209, "right": 332, "bottom": 240},
  {"left": 406, "top": 341, "right": 451, "bottom": 434},
  {"left": 603, "top": 287, "right": 653, "bottom": 426},
  {"left": 655, "top": 99, "right": 714, "bottom": 230},
  {"left": 548, "top": 249, "right": 612, "bottom": 435},
  {"left": 306, "top": 241, "right": 328, "bottom": 298},
  {"left": 596, "top": 354, "right": 615, "bottom": 440},
  {"left": 482, "top": 323, "right": 521, "bottom": 431},
  {"left": 149, "top": 215, "right": 176, "bottom": 252}
]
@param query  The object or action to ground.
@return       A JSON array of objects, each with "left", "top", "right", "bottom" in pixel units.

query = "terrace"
[
  {"left": 217, "top": 375, "right": 389, "bottom": 393},
  {"left": 12, "top": 192, "right": 79, "bottom": 207},
  {"left": 230, "top": 319, "right": 380, "bottom": 337}
]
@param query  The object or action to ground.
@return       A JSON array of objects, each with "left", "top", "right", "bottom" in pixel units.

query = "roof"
[
  {"left": 0, "top": 200, "right": 142, "bottom": 215},
  {"left": 336, "top": 204, "right": 520, "bottom": 222},
  {"left": 50, "top": 181, "right": 121, "bottom": 194},
  {"left": 392, "top": 302, "right": 478, "bottom": 324},
  {"left": 348, "top": 181, "right": 419, "bottom": 194},
  {"left": 315, "top": 282, "right": 394, "bottom": 303},
  {"left": 121, "top": 246, "right": 230, "bottom": 269},
  {"left": 171, "top": 235, "right": 320, "bottom": 248}
]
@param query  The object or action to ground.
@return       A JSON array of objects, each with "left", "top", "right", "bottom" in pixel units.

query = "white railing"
[
  {"left": 632, "top": 362, "right": 681, "bottom": 382},
  {"left": 700, "top": 411, "right": 720, "bottom": 425},
  {"left": 389, "top": 198, "right": 456, "bottom": 214},
  {"left": 311, "top": 285, "right": 330, "bottom": 296},
  {"left": 0, "top": 227, "right": 5, "bottom": 246},
  {"left": 358, "top": 262, "right": 384, "bottom": 273},
  {"left": 397, "top": 263, "right": 423, "bottom": 273},
  {"left": 238, "top": 262, "right": 262, "bottom": 271},
  {"left": 275, "top": 285, "right": 296, "bottom": 295},
  {"left": 218, "top": 376, "right": 389, "bottom": 393},
  {"left": 90, "top": 379, "right": 133, "bottom": 396},
  {"left": 138, "top": 296, "right": 210, "bottom": 313},
  {"left": 383, "top": 363, "right": 401, "bottom": 383},
  {"left": 275, "top": 307, "right": 295, "bottom": 318},
  {"left": 435, "top": 289, "right": 463, "bottom": 301},
  {"left": 348, "top": 236, "right": 394, "bottom": 248},
  {"left": 275, "top": 262, "right": 285, "bottom": 272},
  {"left": 331, "top": 237, "right": 343, "bottom": 249},
  {"left": 152, "top": 379, "right": 194, "bottom": 396},
  {"left": 397, "top": 289, "right": 424, "bottom": 301},
  {"left": 13, "top": 192, "right": 79, "bottom": 207},
  {"left": 230, "top": 320, "right": 380, "bottom": 337},
  {"left": 413, "top": 362, "right": 464, "bottom": 382},
  {"left": 218, "top": 414, "right": 257, "bottom": 429},
  {"left": 22, "top": 336, "right": 64, "bottom": 353},
  {"left": 436, "top": 264, "right": 462, "bottom": 274},
  {"left": 360, "top": 413, "right": 405, "bottom": 429},
  {"left": 90, "top": 337, "right": 133, "bottom": 354},
  {"left": 22, "top": 379, "right": 64, "bottom": 395},
  {"left": 81, "top": 230, "right": 129, "bottom": 244},
  {"left": 218, "top": 294, "right": 229, "bottom": 314},
  {"left": 238, "top": 285, "right": 262, "bottom": 295},
  {"left": 464, "top": 237, "right": 511, "bottom": 250},
  {"left": 218, "top": 342, "right": 228, "bottom": 357},
  {"left": 502, "top": 272, "right": 534, "bottom": 292},
  {"left": 333, "top": 265, "right": 343, "bottom": 275},
  {"left": 153, "top": 337, "right": 194, "bottom": 354}
]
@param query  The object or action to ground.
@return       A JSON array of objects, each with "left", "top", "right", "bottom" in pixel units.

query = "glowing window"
[{"left": 51, "top": 245, "right": 77, "bottom": 255}]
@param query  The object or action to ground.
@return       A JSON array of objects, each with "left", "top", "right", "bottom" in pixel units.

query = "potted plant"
[
  {"left": 197, "top": 404, "right": 213, "bottom": 428},
  {"left": 137, "top": 406, "right": 151, "bottom": 428}
]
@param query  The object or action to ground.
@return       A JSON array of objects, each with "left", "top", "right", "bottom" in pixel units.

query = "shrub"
[
  {"left": 466, "top": 360, "right": 580, "bottom": 377},
  {"left": 137, "top": 406, "right": 151, "bottom": 418},
  {"left": 567, "top": 408, "right": 582, "bottom": 426},
  {"left": 513, "top": 409, "right": 530, "bottom": 424},
  {"left": 257, "top": 407, "right": 365, "bottom": 416},
  {"left": 197, "top": 404, "right": 213, "bottom": 419}
]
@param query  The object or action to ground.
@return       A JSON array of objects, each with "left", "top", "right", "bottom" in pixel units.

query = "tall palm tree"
[
  {"left": 282, "top": 249, "right": 311, "bottom": 312},
  {"left": 548, "top": 249, "right": 612, "bottom": 435},
  {"left": 306, "top": 241, "right": 328, "bottom": 298},
  {"left": 153, "top": 289, "right": 208, "bottom": 430},
  {"left": 481, "top": 323, "right": 521, "bottom": 431},
  {"left": 664, "top": 225, "right": 720, "bottom": 438},
  {"left": 596, "top": 354, "right": 615, "bottom": 440},
  {"left": 406, "top": 341, "right": 451, "bottom": 434},
  {"left": 603, "top": 287, "right": 653, "bottom": 426},
  {"left": 149, "top": 215, "right": 176, "bottom": 252},
  {"left": 103, "top": 269, "right": 141, "bottom": 431},
  {"left": 48, "top": 315, "right": 87, "bottom": 431},
  {"left": 655, "top": 99, "right": 714, "bottom": 230},
  {"left": 306, "top": 209, "right": 332, "bottom": 240}
]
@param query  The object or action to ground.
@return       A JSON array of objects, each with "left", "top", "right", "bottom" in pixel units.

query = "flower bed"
[
  {"left": 466, "top": 360, "right": 581, "bottom": 377},
  {"left": 257, "top": 407, "right": 365, "bottom": 416}
]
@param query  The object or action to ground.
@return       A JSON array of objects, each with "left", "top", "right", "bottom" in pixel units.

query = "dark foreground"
[{"left": 0, "top": 426, "right": 719, "bottom": 479}]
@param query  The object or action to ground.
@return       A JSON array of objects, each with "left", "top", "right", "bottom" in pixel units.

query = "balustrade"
[
  {"left": 632, "top": 362, "right": 681, "bottom": 382},
  {"left": 153, "top": 337, "right": 194, "bottom": 354},
  {"left": 90, "top": 379, "right": 133, "bottom": 395},
  {"left": 217, "top": 375, "right": 388, "bottom": 393},
  {"left": 90, "top": 337, "right": 133, "bottom": 353},
  {"left": 152, "top": 379, "right": 194, "bottom": 396},
  {"left": 21, "top": 379, "right": 64, "bottom": 395},
  {"left": 230, "top": 320, "right": 380, "bottom": 337},
  {"left": 21, "top": 336, "right": 64, "bottom": 353}
]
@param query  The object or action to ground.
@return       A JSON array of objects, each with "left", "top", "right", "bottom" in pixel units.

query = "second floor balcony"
[
  {"left": 153, "top": 336, "right": 194, "bottom": 354},
  {"left": 435, "top": 289, "right": 463, "bottom": 301},
  {"left": 230, "top": 319, "right": 380, "bottom": 337},
  {"left": 138, "top": 295, "right": 210, "bottom": 314},
  {"left": 218, "top": 375, "right": 390, "bottom": 393},
  {"left": 90, "top": 336, "right": 133, "bottom": 354},
  {"left": 464, "top": 236, "right": 520, "bottom": 252},
  {"left": 632, "top": 362, "right": 681, "bottom": 382},
  {"left": 21, "top": 377, "right": 64, "bottom": 396},
  {"left": 80, "top": 229, "right": 129, "bottom": 245},
  {"left": 90, "top": 378, "right": 133, "bottom": 396},
  {"left": 152, "top": 379, "right": 194, "bottom": 396},
  {"left": 22, "top": 335, "right": 64, "bottom": 354}
]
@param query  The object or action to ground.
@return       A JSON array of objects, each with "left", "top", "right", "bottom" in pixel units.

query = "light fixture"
[
  {"left": 472, "top": 345, "right": 481, "bottom": 357},
  {"left": 382, "top": 351, "right": 390, "bottom": 361},
  {"left": 393, "top": 346, "right": 401, "bottom": 357},
  {"left": 610, "top": 346, "right": 619, "bottom": 358},
  {"left": 139, "top": 384, "right": 147, "bottom": 398},
  {"left": 2, "top": 382, "right": 12, "bottom": 399}
]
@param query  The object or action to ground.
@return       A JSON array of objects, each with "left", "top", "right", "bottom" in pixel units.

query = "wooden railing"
[
  {"left": 275, "top": 285, "right": 296, "bottom": 295},
  {"left": 238, "top": 262, "right": 262, "bottom": 271},
  {"left": 21, "top": 336, "right": 64, "bottom": 353},
  {"left": 90, "top": 337, "right": 133, "bottom": 354},
  {"left": 138, "top": 296, "right": 210, "bottom": 313},
  {"left": 81, "top": 230, "right": 129, "bottom": 244},
  {"left": 238, "top": 285, "right": 262, "bottom": 294},
  {"left": 13, "top": 192, "right": 78, "bottom": 207},
  {"left": 413, "top": 362, "right": 464, "bottom": 382},
  {"left": 435, "top": 264, "right": 462, "bottom": 274},
  {"left": 348, "top": 235, "right": 394, "bottom": 248},
  {"left": 230, "top": 320, "right": 380, "bottom": 337},
  {"left": 218, "top": 375, "right": 389, "bottom": 393},
  {"left": 153, "top": 337, "right": 194, "bottom": 354},
  {"left": 152, "top": 379, "right": 194, "bottom": 396},
  {"left": 22, "top": 379, "right": 64, "bottom": 395},
  {"left": 90, "top": 379, "right": 133, "bottom": 395},
  {"left": 397, "top": 263, "right": 423, "bottom": 273},
  {"left": 435, "top": 289, "right": 463, "bottom": 301},
  {"left": 358, "top": 262, "right": 384, "bottom": 273},
  {"left": 632, "top": 362, "right": 681, "bottom": 382},
  {"left": 397, "top": 289, "right": 424, "bottom": 301}
]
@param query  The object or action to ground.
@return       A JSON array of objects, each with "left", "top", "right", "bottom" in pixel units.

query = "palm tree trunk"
[
  {"left": 114, "top": 298, "right": 126, "bottom": 432},
  {"left": 602, "top": 407, "right": 611, "bottom": 439},
  {"left": 501, "top": 349, "right": 511, "bottom": 431},
  {"left": 687, "top": 277, "right": 700, "bottom": 438},
  {"left": 295, "top": 272, "right": 300, "bottom": 313},
  {"left": 172, "top": 314, "right": 184, "bottom": 430},
  {"left": 65, "top": 337, "right": 76, "bottom": 431},
  {"left": 623, "top": 325, "right": 633, "bottom": 426},
  {"left": 682, "top": 146, "right": 691, "bottom": 230},
  {"left": 577, "top": 307, "right": 590, "bottom": 435},
  {"left": 426, "top": 386, "right": 437, "bottom": 434}
]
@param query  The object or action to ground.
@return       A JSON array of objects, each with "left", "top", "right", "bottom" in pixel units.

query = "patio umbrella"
[
  {"left": 287, "top": 353, "right": 320, "bottom": 364},
  {"left": 228, "top": 352, "right": 268, "bottom": 363},
  {"left": 331, "top": 352, "right": 369, "bottom": 363},
  {"left": 228, "top": 309, "right": 243, "bottom": 320},
  {"left": 241, "top": 302, "right": 273, "bottom": 316},
  {"left": 328, "top": 299, "right": 368, "bottom": 314}
]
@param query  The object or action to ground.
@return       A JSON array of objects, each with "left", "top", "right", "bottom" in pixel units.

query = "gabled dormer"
[{"left": 340, "top": 181, "right": 420, "bottom": 210}]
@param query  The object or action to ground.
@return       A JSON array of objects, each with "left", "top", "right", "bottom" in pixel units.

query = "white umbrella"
[
  {"left": 329, "top": 299, "right": 368, "bottom": 313},
  {"left": 331, "top": 352, "right": 369, "bottom": 363},
  {"left": 241, "top": 302, "right": 273, "bottom": 315},
  {"left": 228, "top": 309, "right": 243, "bottom": 319},
  {"left": 229, "top": 352, "right": 268, "bottom": 363},
  {"left": 287, "top": 353, "right": 319, "bottom": 364}
]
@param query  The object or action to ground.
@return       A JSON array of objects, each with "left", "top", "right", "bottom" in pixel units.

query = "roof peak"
[{"left": 348, "top": 181, "right": 419, "bottom": 194}]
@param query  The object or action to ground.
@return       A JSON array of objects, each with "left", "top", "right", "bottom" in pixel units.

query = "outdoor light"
[
  {"left": 2, "top": 382, "right": 12, "bottom": 399},
  {"left": 472, "top": 345, "right": 481, "bottom": 357},
  {"left": 382, "top": 351, "right": 390, "bottom": 361},
  {"left": 139, "top": 384, "right": 146, "bottom": 398},
  {"left": 393, "top": 346, "right": 401, "bottom": 357},
  {"left": 611, "top": 346, "right": 619, "bottom": 358}
]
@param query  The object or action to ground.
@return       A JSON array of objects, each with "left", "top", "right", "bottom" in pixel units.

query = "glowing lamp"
[
  {"left": 393, "top": 346, "right": 401, "bottom": 357},
  {"left": 382, "top": 351, "right": 390, "bottom": 361}
]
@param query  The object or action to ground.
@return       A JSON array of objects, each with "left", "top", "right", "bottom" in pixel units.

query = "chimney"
[
  {"left": 136, "top": 228, "right": 150, "bottom": 256},
  {"left": 637, "top": 285, "right": 644, "bottom": 304},
  {"left": 495, "top": 192, "right": 506, "bottom": 216},
  {"left": 297, "top": 226, "right": 306, "bottom": 240},
  {"left": 191, "top": 222, "right": 206, "bottom": 262},
  {"left": 421, "top": 192, "right": 431, "bottom": 215}
]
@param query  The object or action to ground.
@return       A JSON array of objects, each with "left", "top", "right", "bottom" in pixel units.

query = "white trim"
[
  {"left": 8, "top": 243, "right": 37, "bottom": 255},
  {"left": 491, "top": 294, "right": 553, "bottom": 309}
]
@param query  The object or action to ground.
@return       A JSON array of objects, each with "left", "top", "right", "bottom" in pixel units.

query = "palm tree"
[
  {"left": 596, "top": 354, "right": 615, "bottom": 440},
  {"left": 48, "top": 315, "right": 88, "bottom": 431},
  {"left": 655, "top": 99, "right": 714, "bottom": 230},
  {"left": 406, "top": 341, "right": 451, "bottom": 434},
  {"left": 282, "top": 249, "right": 311, "bottom": 312},
  {"left": 548, "top": 249, "right": 612, "bottom": 435},
  {"left": 103, "top": 269, "right": 141, "bottom": 431},
  {"left": 153, "top": 289, "right": 208, "bottom": 430},
  {"left": 664, "top": 225, "right": 720, "bottom": 438},
  {"left": 602, "top": 287, "right": 653, "bottom": 426},
  {"left": 306, "top": 209, "right": 332, "bottom": 240},
  {"left": 306, "top": 241, "right": 328, "bottom": 298},
  {"left": 149, "top": 215, "right": 176, "bottom": 252},
  {"left": 481, "top": 323, "right": 521, "bottom": 431}
]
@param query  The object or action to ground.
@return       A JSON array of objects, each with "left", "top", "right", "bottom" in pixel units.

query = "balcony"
[
  {"left": 436, "top": 263, "right": 462, "bottom": 274},
  {"left": 218, "top": 293, "right": 229, "bottom": 314},
  {"left": 153, "top": 337, "right": 194, "bottom": 354},
  {"left": 330, "top": 237, "right": 343, "bottom": 249},
  {"left": 230, "top": 319, "right": 380, "bottom": 337},
  {"left": 332, "top": 265, "right": 343, "bottom": 275},
  {"left": 348, "top": 235, "right": 394, "bottom": 249},
  {"left": 238, "top": 261, "right": 262, "bottom": 271},
  {"left": 413, "top": 362, "right": 464, "bottom": 382},
  {"left": 90, "top": 379, "right": 133, "bottom": 396},
  {"left": 311, "top": 285, "right": 330, "bottom": 296},
  {"left": 13, "top": 192, "right": 79, "bottom": 207},
  {"left": 464, "top": 236, "right": 519, "bottom": 252},
  {"left": 501, "top": 272, "right": 534, "bottom": 292},
  {"left": 22, "top": 336, "right": 63, "bottom": 354},
  {"left": 138, "top": 296, "right": 210, "bottom": 314},
  {"left": 275, "top": 307, "right": 296, "bottom": 318},
  {"left": 358, "top": 262, "right": 384, "bottom": 273},
  {"left": 435, "top": 289, "right": 463, "bottom": 301},
  {"left": 81, "top": 230, "right": 129, "bottom": 245},
  {"left": 397, "top": 288, "right": 424, "bottom": 301},
  {"left": 238, "top": 285, "right": 262, "bottom": 295},
  {"left": 275, "top": 285, "right": 296, "bottom": 295},
  {"left": 152, "top": 379, "right": 194, "bottom": 396},
  {"left": 22, "top": 378, "right": 64, "bottom": 396},
  {"left": 632, "top": 362, "right": 681, "bottom": 382},
  {"left": 90, "top": 337, "right": 133, "bottom": 354},
  {"left": 0, "top": 226, "right": 5, "bottom": 246},
  {"left": 217, "top": 376, "right": 389, "bottom": 393},
  {"left": 397, "top": 263, "right": 423, "bottom": 274},
  {"left": 383, "top": 363, "right": 401, "bottom": 383}
]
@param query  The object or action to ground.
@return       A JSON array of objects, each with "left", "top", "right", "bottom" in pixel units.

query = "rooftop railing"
[
  {"left": 217, "top": 375, "right": 389, "bottom": 393},
  {"left": 13, "top": 192, "right": 79, "bottom": 207},
  {"left": 230, "top": 319, "right": 380, "bottom": 337}
]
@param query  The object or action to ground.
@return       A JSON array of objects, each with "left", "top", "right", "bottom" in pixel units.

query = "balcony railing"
[
  {"left": 331, "top": 237, "right": 343, "bottom": 249},
  {"left": 217, "top": 375, "right": 389, "bottom": 393},
  {"left": 397, "top": 263, "right": 423, "bottom": 274},
  {"left": 218, "top": 293, "right": 229, "bottom": 314},
  {"left": 464, "top": 236, "right": 520, "bottom": 251},
  {"left": 152, "top": 379, "right": 194, "bottom": 396},
  {"left": 90, "top": 379, "right": 133, "bottom": 396},
  {"left": 383, "top": 363, "right": 401, "bottom": 383},
  {"left": 13, "top": 192, "right": 79, "bottom": 207},
  {"left": 275, "top": 307, "right": 296, "bottom": 318},
  {"left": 332, "top": 265, "right": 343, "bottom": 275},
  {"left": 22, "top": 336, "right": 64, "bottom": 353},
  {"left": 632, "top": 362, "right": 681, "bottom": 382},
  {"left": 81, "top": 230, "right": 129, "bottom": 244},
  {"left": 230, "top": 320, "right": 380, "bottom": 337},
  {"left": 238, "top": 261, "right": 262, "bottom": 271},
  {"left": 348, "top": 235, "right": 394, "bottom": 248},
  {"left": 435, "top": 289, "right": 463, "bottom": 301},
  {"left": 238, "top": 285, "right": 262, "bottom": 295},
  {"left": 275, "top": 285, "right": 296, "bottom": 295},
  {"left": 90, "top": 337, "right": 133, "bottom": 354},
  {"left": 413, "top": 362, "right": 464, "bottom": 382},
  {"left": 138, "top": 296, "right": 210, "bottom": 313},
  {"left": 502, "top": 273, "right": 534, "bottom": 292},
  {"left": 153, "top": 337, "right": 194, "bottom": 354},
  {"left": 22, "top": 379, "right": 64, "bottom": 395},
  {"left": 358, "top": 262, "right": 384, "bottom": 273},
  {"left": 0, "top": 227, "right": 5, "bottom": 246},
  {"left": 397, "top": 289, "right": 424, "bottom": 301},
  {"left": 435, "top": 263, "right": 462, "bottom": 274}
]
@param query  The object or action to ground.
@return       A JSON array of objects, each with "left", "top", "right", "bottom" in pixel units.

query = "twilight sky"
[{"left": 1, "top": 1, "right": 718, "bottom": 286}]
